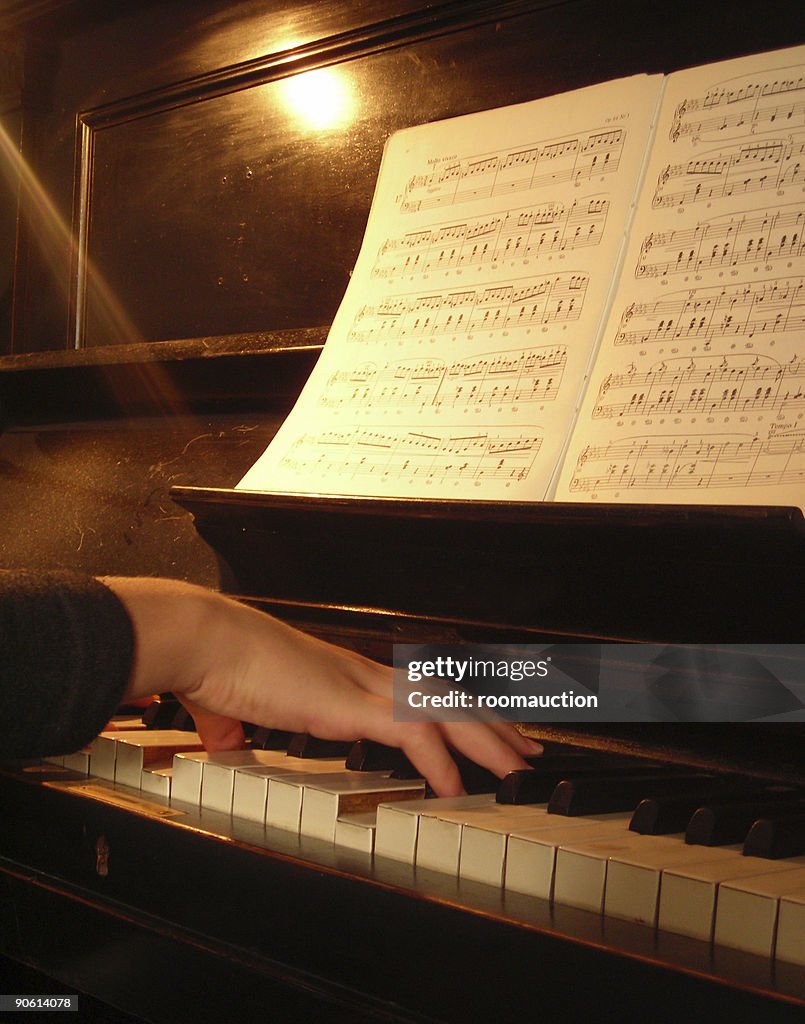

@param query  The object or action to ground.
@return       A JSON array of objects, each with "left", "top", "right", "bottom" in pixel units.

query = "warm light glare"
[
  {"left": 279, "top": 67, "right": 356, "bottom": 131},
  {"left": 0, "top": 119, "right": 141, "bottom": 350}
]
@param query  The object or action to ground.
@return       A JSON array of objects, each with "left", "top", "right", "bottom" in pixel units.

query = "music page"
[
  {"left": 556, "top": 45, "right": 805, "bottom": 509},
  {"left": 238, "top": 75, "right": 662, "bottom": 499}
]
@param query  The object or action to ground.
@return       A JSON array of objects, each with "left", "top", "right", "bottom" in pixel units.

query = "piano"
[{"left": 1, "top": 0, "right": 805, "bottom": 1020}]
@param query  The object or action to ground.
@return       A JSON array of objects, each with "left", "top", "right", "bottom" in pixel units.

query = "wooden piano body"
[{"left": 1, "top": 0, "right": 804, "bottom": 1019}]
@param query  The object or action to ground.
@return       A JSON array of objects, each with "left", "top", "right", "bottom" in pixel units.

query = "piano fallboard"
[{"left": 2, "top": 759, "right": 804, "bottom": 1023}]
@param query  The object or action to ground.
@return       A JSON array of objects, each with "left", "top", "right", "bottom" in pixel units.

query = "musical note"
[
  {"left": 569, "top": 433, "right": 805, "bottom": 492},
  {"left": 634, "top": 204, "right": 805, "bottom": 278},
  {"left": 318, "top": 346, "right": 568, "bottom": 412},
  {"left": 592, "top": 353, "right": 805, "bottom": 419},
  {"left": 614, "top": 276, "right": 805, "bottom": 347},
  {"left": 400, "top": 126, "right": 624, "bottom": 212},
  {"left": 277, "top": 427, "right": 544, "bottom": 484},
  {"left": 652, "top": 136, "right": 805, "bottom": 208},
  {"left": 347, "top": 273, "right": 588, "bottom": 343},
  {"left": 372, "top": 197, "right": 610, "bottom": 280}
]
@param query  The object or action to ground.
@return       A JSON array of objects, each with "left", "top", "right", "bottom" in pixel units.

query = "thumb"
[{"left": 179, "top": 697, "right": 245, "bottom": 752}]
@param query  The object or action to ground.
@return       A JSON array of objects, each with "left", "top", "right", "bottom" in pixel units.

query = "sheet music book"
[{"left": 238, "top": 43, "right": 805, "bottom": 510}]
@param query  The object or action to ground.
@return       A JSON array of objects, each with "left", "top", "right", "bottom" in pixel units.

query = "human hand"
[{"left": 105, "top": 577, "right": 541, "bottom": 796}]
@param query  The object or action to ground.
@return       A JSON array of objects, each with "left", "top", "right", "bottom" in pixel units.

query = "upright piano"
[{"left": 1, "top": 0, "right": 804, "bottom": 1020}]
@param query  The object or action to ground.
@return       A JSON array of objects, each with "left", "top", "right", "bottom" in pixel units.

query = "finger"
[
  {"left": 486, "top": 720, "right": 544, "bottom": 757},
  {"left": 439, "top": 720, "right": 533, "bottom": 779},
  {"left": 396, "top": 723, "right": 465, "bottom": 797},
  {"left": 180, "top": 698, "right": 245, "bottom": 752}
]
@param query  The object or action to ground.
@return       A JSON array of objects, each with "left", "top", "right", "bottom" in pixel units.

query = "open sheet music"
[{"left": 238, "top": 43, "right": 805, "bottom": 510}]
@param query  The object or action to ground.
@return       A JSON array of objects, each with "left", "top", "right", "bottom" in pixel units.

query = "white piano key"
[
  {"left": 335, "top": 812, "right": 377, "bottom": 853},
  {"left": 417, "top": 801, "right": 551, "bottom": 877},
  {"left": 459, "top": 805, "right": 558, "bottom": 886},
  {"left": 265, "top": 760, "right": 372, "bottom": 832},
  {"left": 113, "top": 731, "right": 204, "bottom": 789},
  {"left": 504, "top": 814, "right": 632, "bottom": 901},
  {"left": 301, "top": 774, "right": 424, "bottom": 842},
  {"left": 88, "top": 732, "right": 121, "bottom": 781},
  {"left": 231, "top": 757, "right": 350, "bottom": 825},
  {"left": 658, "top": 852, "right": 805, "bottom": 942},
  {"left": 140, "top": 762, "right": 173, "bottom": 798},
  {"left": 62, "top": 748, "right": 91, "bottom": 774},
  {"left": 43, "top": 754, "right": 65, "bottom": 767},
  {"left": 714, "top": 865, "right": 805, "bottom": 958},
  {"left": 200, "top": 749, "right": 291, "bottom": 814},
  {"left": 374, "top": 795, "right": 492, "bottom": 864},
  {"left": 604, "top": 838, "right": 753, "bottom": 927},
  {"left": 776, "top": 884, "right": 805, "bottom": 965},
  {"left": 170, "top": 751, "right": 212, "bottom": 806}
]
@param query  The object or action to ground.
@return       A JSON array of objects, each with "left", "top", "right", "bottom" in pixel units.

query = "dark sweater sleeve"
[{"left": 0, "top": 570, "right": 135, "bottom": 758}]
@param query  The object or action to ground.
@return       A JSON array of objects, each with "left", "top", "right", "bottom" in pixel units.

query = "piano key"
[
  {"left": 548, "top": 773, "right": 717, "bottom": 816},
  {"left": 374, "top": 794, "right": 493, "bottom": 864},
  {"left": 286, "top": 733, "right": 354, "bottom": 759},
  {"left": 62, "top": 747, "right": 91, "bottom": 774},
  {"left": 334, "top": 811, "right": 377, "bottom": 854},
  {"left": 658, "top": 853, "right": 805, "bottom": 942},
  {"left": 112, "top": 730, "right": 205, "bottom": 789},
  {"left": 264, "top": 758, "right": 385, "bottom": 832},
  {"left": 776, "top": 885, "right": 805, "bottom": 966},
  {"left": 141, "top": 697, "right": 182, "bottom": 729},
  {"left": 603, "top": 838, "right": 760, "bottom": 927},
  {"left": 300, "top": 773, "right": 425, "bottom": 841},
  {"left": 201, "top": 749, "right": 295, "bottom": 813},
  {"left": 346, "top": 739, "right": 414, "bottom": 774},
  {"left": 88, "top": 732, "right": 124, "bottom": 781},
  {"left": 417, "top": 801, "right": 552, "bottom": 878},
  {"left": 554, "top": 832, "right": 692, "bottom": 914},
  {"left": 743, "top": 811, "right": 805, "bottom": 859},
  {"left": 249, "top": 727, "right": 295, "bottom": 750},
  {"left": 232, "top": 757, "right": 354, "bottom": 825},
  {"left": 686, "top": 796, "right": 805, "bottom": 846},
  {"left": 504, "top": 814, "right": 632, "bottom": 901},
  {"left": 140, "top": 761, "right": 173, "bottom": 798},
  {"left": 628, "top": 783, "right": 779, "bottom": 835},
  {"left": 714, "top": 865, "right": 805, "bottom": 957},
  {"left": 496, "top": 755, "right": 659, "bottom": 805},
  {"left": 170, "top": 750, "right": 211, "bottom": 806}
]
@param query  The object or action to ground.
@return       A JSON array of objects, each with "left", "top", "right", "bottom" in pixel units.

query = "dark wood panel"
[{"left": 4, "top": 0, "right": 804, "bottom": 352}]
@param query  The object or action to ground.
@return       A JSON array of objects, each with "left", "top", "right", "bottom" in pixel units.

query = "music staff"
[
  {"left": 592, "top": 353, "right": 805, "bottom": 418},
  {"left": 318, "top": 346, "right": 567, "bottom": 412},
  {"left": 278, "top": 427, "right": 544, "bottom": 484},
  {"left": 670, "top": 70, "right": 805, "bottom": 142},
  {"left": 372, "top": 197, "right": 609, "bottom": 280},
  {"left": 635, "top": 204, "right": 805, "bottom": 278},
  {"left": 400, "top": 128, "right": 624, "bottom": 212},
  {"left": 615, "top": 276, "right": 805, "bottom": 347},
  {"left": 652, "top": 136, "right": 804, "bottom": 208},
  {"left": 569, "top": 432, "right": 805, "bottom": 491},
  {"left": 348, "top": 273, "right": 588, "bottom": 343}
]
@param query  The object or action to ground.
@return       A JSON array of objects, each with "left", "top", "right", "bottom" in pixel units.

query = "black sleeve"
[{"left": 0, "top": 570, "right": 136, "bottom": 758}]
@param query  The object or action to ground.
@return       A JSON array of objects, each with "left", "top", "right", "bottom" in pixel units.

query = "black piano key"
[
  {"left": 141, "top": 696, "right": 181, "bottom": 729},
  {"left": 496, "top": 754, "right": 657, "bottom": 805},
  {"left": 286, "top": 733, "right": 355, "bottom": 759},
  {"left": 345, "top": 740, "right": 414, "bottom": 773},
  {"left": 548, "top": 773, "right": 716, "bottom": 816},
  {"left": 686, "top": 795, "right": 805, "bottom": 846},
  {"left": 249, "top": 727, "right": 295, "bottom": 751},
  {"left": 170, "top": 706, "right": 196, "bottom": 732},
  {"left": 743, "top": 811, "right": 805, "bottom": 859},
  {"left": 629, "top": 784, "right": 774, "bottom": 835}
]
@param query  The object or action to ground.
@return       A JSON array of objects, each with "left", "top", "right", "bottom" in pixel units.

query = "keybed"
[{"left": 45, "top": 725, "right": 805, "bottom": 973}]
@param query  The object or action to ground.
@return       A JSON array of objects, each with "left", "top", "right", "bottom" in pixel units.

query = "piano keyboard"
[{"left": 43, "top": 726, "right": 805, "bottom": 972}]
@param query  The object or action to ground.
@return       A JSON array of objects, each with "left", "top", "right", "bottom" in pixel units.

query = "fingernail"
[{"left": 524, "top": 738, "right": 544, "bottom": 754}]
